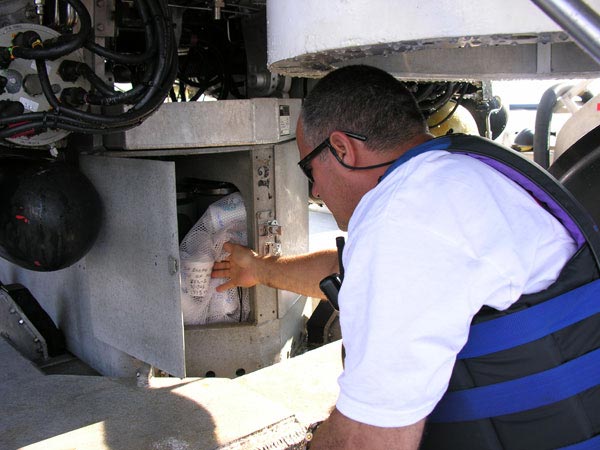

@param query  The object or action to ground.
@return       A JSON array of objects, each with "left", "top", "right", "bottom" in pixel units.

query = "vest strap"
[
  {"left": 458, "top": 278, "right": 600, "bottom": 359},
  {"left": 430, "top": 347, "right": 600, "bottom": 422}
]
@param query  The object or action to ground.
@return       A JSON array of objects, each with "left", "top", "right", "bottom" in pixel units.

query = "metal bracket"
[
  {"left": 0, "top": 289, "right": 48, "bottom": 361},
  {"left": 168, "top": 255, "right": 179, "bottom": 276},
  {"left": 92, "top": 0, "right": 115, "bottom": 38},
  {"left": 257, "top": 210, "right": 282, "bottom": 256},
  {"left": 536, "top": 41, "right": 552, "bottom": 75}
]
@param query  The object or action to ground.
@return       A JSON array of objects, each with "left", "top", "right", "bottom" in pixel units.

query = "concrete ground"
[{"left": 0, "top": 336, "right": 343, "bottom": 450}]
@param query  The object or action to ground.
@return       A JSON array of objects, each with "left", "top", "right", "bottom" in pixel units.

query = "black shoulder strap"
[{"left": 444, "top": 134, "right": 600, "bottom": 270}]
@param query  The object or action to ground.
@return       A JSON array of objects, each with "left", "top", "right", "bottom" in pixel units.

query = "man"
[{"left": 212, "top": 65, "right": 582, "bottom": 449}]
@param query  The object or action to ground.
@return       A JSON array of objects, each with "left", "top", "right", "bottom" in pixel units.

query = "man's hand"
[
  {"left": 211, "top": 242, "right": 339, "bottom": 298},
  {"left": 212, "top": 242, "right": 260, "bottom": 292}
]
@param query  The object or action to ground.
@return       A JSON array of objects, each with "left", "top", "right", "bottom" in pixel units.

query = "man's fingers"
[
  {"left": 211, "top": 260, "right": 230, "bottom": 278},
  {"left": 215, "top": 280, "right": 234, "bottom": 292},
  {"left": 212, "top": 261, "right": 230, "bottom": 270}
]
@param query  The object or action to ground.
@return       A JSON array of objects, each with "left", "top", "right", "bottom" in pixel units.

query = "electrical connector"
[
  {"left": 58, "top": 60, "right": 82, "bottom": 82},
  {"left": 0, "top": 75, "right": 7, "bottom": 95},
  {"left": 60, "top": 87, "right": 87, "bottom": 107},
  {"left": 12, "top": 31, "right": 43, "bottom": 49},
  {"left": 0, "top": 100, "right": 25, "bottom": 119},
  {"left": 0, "top": 47, "right": 12, "bottom": 70}
]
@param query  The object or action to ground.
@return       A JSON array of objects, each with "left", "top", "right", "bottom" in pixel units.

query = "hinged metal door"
[{"left": 81, "top": 155, "right": 185, "bottom": 377}]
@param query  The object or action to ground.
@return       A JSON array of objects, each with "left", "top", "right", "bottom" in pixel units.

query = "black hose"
[
  {"left": 415, "top": 83, "right": 436, "bottom": 102},
  {"left": 419, "top": 82, "right": 458, "bottom": 112},
  {"left": 0, "top": 121, "right": 44, "bottom": 138},
  {"left": 428, "top": 83, "right": 469, "bottom": 129},
  {"left": 1, "top": 0, "right": 177, "bottom": 136},
  {"left": 179, "top": 81, "right": 187, "bottom": 101},
  {"left": 533, "top": 83, "right": 573, "bottom": 169},
  {"left": 0, "top": 112, "right": 150, "bottom": 138},
  {"left": 36, "top": 57, "right": 160, "bottom": 127},
  {"left": 86, "top": 84, "right": 146, "bottom": 106},
  {"left": 84, "top": 0, "right": 156, "bottom": 64},
  {"left": 76, "top": 63, "right": 117, "bottom": 97},
  {"left": 12, "top": 0, "right": 91, "bottom": 61},
  {"left": 75, "top": 0, "right": 163, "bottom": 106},
  {"left": 169, "top": 88, "right": 178, "bottom": 102},
  {"left": 78, "top": 62, "right": 150, "bottom": 106},
  {"left": 32, "top": 6, "right": 176, "bottom": 128},
  {"left": 132, "top": 0, "right": 176, "bottom": 111}
]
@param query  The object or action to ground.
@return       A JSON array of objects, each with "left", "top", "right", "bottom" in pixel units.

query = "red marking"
[
  {"left": 15, "top": 215, "right": 29, "bottom": 223},
  {"left": 8, "top": 121, "right": 35, "bottom": 138},
  {"left": 33, "top": 261, "right": 41, "bottom": 267},
  {"left": 597, "top": 103, "right": 600, "bottom": 111}
]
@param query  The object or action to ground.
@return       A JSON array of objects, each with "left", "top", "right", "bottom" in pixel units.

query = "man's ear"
[{"left": 329, "top": 131, "right": 359, "bottom": 166}]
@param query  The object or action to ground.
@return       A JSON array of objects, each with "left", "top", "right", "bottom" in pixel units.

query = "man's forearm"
[
  {"left": 256, "top": 249, "right": 339, "bottom": 298},
  {"left": 310, "top": 409, "right": 424, "bottom": 450}
]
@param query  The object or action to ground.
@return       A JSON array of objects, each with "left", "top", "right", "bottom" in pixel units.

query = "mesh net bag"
[{"left": 179, "top": 192, "right": 250, "bottom": 325}]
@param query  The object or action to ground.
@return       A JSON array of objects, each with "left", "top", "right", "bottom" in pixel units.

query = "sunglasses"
[{"left": 298, "top": 131, "right": 397, "bottom": 182}]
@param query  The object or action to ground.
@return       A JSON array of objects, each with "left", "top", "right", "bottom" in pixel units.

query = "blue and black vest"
[{"left": 381, "top": 134, "right": 600, "bottom": 450}]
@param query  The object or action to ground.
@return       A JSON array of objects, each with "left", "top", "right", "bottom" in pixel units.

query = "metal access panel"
[
  {"left": 0, "top": 258, "right": 147, "bottom": 378},
  {"left": 0, "top": 156, "right": 184, "bottom": 378},
  {"left": 79, "top": 155, "right": 186, "bottom": 378}
]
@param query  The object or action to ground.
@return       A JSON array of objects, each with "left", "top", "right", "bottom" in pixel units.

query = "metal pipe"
[
  {"left": 214, "top": 0, "right": 225, "bottom": 20},
  {"left": 34, "top": 0, "right": 44, "bottom": 24},
  {"left": 531, "top": 0, "right": 600, "bottom": 65}
]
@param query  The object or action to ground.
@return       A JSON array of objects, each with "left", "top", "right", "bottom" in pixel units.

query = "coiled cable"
[{"left": 0, "top": 0, "right": 177, "bottom": 139}]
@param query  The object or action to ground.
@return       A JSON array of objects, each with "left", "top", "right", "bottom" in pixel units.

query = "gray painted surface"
[
  {"left": 0, "top": 246, "right": 145, "bottom": 378},
  {"left": 80, "top": 155, "right": 185, "bottom": 378},
  {"left": 106, "top": 98, "right": 302, "bottom": 150}
]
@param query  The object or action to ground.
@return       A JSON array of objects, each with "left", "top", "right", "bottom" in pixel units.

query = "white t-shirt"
[{"left": 335, "top": 149, "right": 577, "bottom": 427}]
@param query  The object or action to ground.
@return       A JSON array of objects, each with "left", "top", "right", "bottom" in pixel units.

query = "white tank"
[
  {"left": 267, "top": 0, "right": 600, "bottom": 80},
  {"left": 555, "top": 90, "right": 600, "bottom": 159}
]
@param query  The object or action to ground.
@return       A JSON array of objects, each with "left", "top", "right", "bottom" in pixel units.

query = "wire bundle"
[
  {"left": 413, "top": 82, "right": 470, "bottom": 128},
  {"left": 0, "top": 0, "right": 177, "bottom": 139}
]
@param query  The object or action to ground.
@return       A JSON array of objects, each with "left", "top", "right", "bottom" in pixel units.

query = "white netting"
[{"left": 179, "top": 192, "right": 250, "bottom": 325}]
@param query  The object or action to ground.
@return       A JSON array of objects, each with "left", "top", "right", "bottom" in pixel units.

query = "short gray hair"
[{"left": 301, "top": 65, "right": 428, "bottom": 152}]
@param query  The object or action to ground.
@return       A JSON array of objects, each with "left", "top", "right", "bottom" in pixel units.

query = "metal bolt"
[
  {"left": 96, "top": 23, "right": 105, "bottom": 31},
  {"left": 18, "top": 319, "right": 24, "bottom": 325}
]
